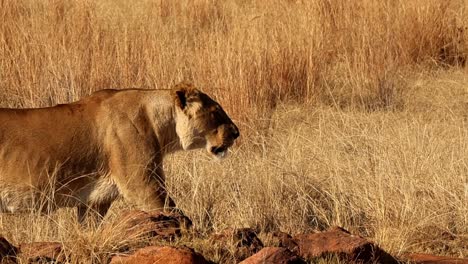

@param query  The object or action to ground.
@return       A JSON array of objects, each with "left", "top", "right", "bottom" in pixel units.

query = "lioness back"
[{"left": 0, "top": 84, "right": 239, "bottom": 223}]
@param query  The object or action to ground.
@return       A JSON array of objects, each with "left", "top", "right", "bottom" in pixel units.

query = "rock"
[
  {"left": 109, "top": 246, "right": 210, "bottom": 264},
  {"left": 212, "top": 228, "right": 264, "bottom": 249},
  {"left": 239, "top": 247, "right": 305, "bottom": 264},
  {"left": 105, "top": 210, "right": 192, "bottom": 241},
  {"left": 211, "top": 228, "right": 264, "bottom": 261},
  {"left": 268, "top": 231, "right": 297, "bottom": 249},
  {"left": 402, "top": 253, "right": 468, "bottom": 264},
  {"left": 0, "top": 236, "right": 17, "bottom": 263},
  {"left": 291, "top": 226, "right": 398, "bottom": 264},
  {"left": 18, "top": 242, "right": 64, "bottom": 263}
]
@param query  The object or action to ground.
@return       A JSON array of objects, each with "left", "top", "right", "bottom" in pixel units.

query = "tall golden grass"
[
  {"left": 1, "top": 0, "right": 466, "bottom": 113},
  {"left": 0, "top": 0, "right": 467, "bottom": 263}
]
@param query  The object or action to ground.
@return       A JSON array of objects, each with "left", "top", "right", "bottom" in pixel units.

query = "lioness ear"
[{"left": 173, "top": 83, "right": 200, "bottom": 110}]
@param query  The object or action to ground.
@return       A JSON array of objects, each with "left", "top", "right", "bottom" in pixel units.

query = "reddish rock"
[
  {"left": 105, "top": 210, "right": 192, "bottom": 241},
  {"left": 212, "top": 228, "right": 264, "bottom": 250},
  {"left": 403, "top": 253, "right": 468, "bottom": 264},
  {"left": 291, "top": 226, "right": 397, "bottom": 264},
  {"left": 211, "top": 228, "right": 264, "bottom": 261},
  {"left": 0, "top": 236, "right": 17, "bottom": 263},
  {"left": 19, "top": 242, "right": 65, "bottom": 263},
  {"left": 109, "top": 246, "right": 210, "bottom": 264},
  {"left": 239, "top": 247, "right": 305, "bottom": 264},
  {"left": 269, "top": 231, "right": 298, "bottom": 249}
]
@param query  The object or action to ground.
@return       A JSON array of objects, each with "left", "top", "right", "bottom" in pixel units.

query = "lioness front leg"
[{"left": 109, "top": 151, "right": 175, "bottom": 212}]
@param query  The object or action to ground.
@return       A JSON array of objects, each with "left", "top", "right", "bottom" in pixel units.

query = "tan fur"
[{"left": 0, "top": 83, "right": 239, "bottom": 222}]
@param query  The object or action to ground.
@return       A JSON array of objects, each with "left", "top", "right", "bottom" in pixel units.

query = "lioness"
[{"left": 0, "top": 83, "right": 239, "bottom": 223}]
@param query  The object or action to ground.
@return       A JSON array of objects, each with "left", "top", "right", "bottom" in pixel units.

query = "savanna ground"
[{"left": 0, "top": 0, "right": 467, "bottom": 263}]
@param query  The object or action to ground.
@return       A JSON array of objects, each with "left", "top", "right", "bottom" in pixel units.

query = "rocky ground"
[{"left": 1, "top": 210, "right": 466, "bottom": 264}]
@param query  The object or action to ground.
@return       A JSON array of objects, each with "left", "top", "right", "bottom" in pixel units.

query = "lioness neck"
[
  {"left": 140, "top": 90, "right": 184, "bottom": 154},
  {"left": 94, "top": 89, "right": 184, "bottom": 155}
]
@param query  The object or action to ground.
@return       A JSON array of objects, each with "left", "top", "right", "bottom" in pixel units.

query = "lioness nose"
[{"left": 231, "top": 124, "right": 240, "bottom": 139}]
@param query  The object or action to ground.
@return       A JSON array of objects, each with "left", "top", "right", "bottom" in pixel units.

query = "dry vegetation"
[{"left": 0, "top": 0, "right": 467, "bottom": 263}]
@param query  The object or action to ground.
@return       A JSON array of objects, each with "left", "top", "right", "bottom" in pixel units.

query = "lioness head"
[{"left": 173, "top": 83, "right": 240, "bottom": 159}]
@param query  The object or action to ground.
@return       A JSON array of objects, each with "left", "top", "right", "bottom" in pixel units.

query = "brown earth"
[
  {"left": 102, "top": 210, "right": 192, "bottom": 241},
  {"left": 110, "top": 246, "right": 211, "bottom": 264},
  {"left": 0, "top": 212, "right": 466, "bottom": 264},
  {"left": 289, "top": 226, "right": 399, "bottom": 263},
  {"left": 19, "top": 242, "right": 65, "bottom": 263},
  {"left": 210, "top": 227, "right": 264, "bottom": 261},
  {"left": 239, "top": 247, "right": 305, "bottom": 264}
]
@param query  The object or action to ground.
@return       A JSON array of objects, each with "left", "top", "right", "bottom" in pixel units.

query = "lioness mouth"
[{"left": 211, "top": 146, "right": 228, "bottom": 159}]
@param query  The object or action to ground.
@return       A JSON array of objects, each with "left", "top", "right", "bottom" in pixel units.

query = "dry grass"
[
  {"left": 1, "top": 0, "right": 467, "bottom": 113},
  {"left": 0, "top": 0, "right": 467, "bottom": 263}
]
